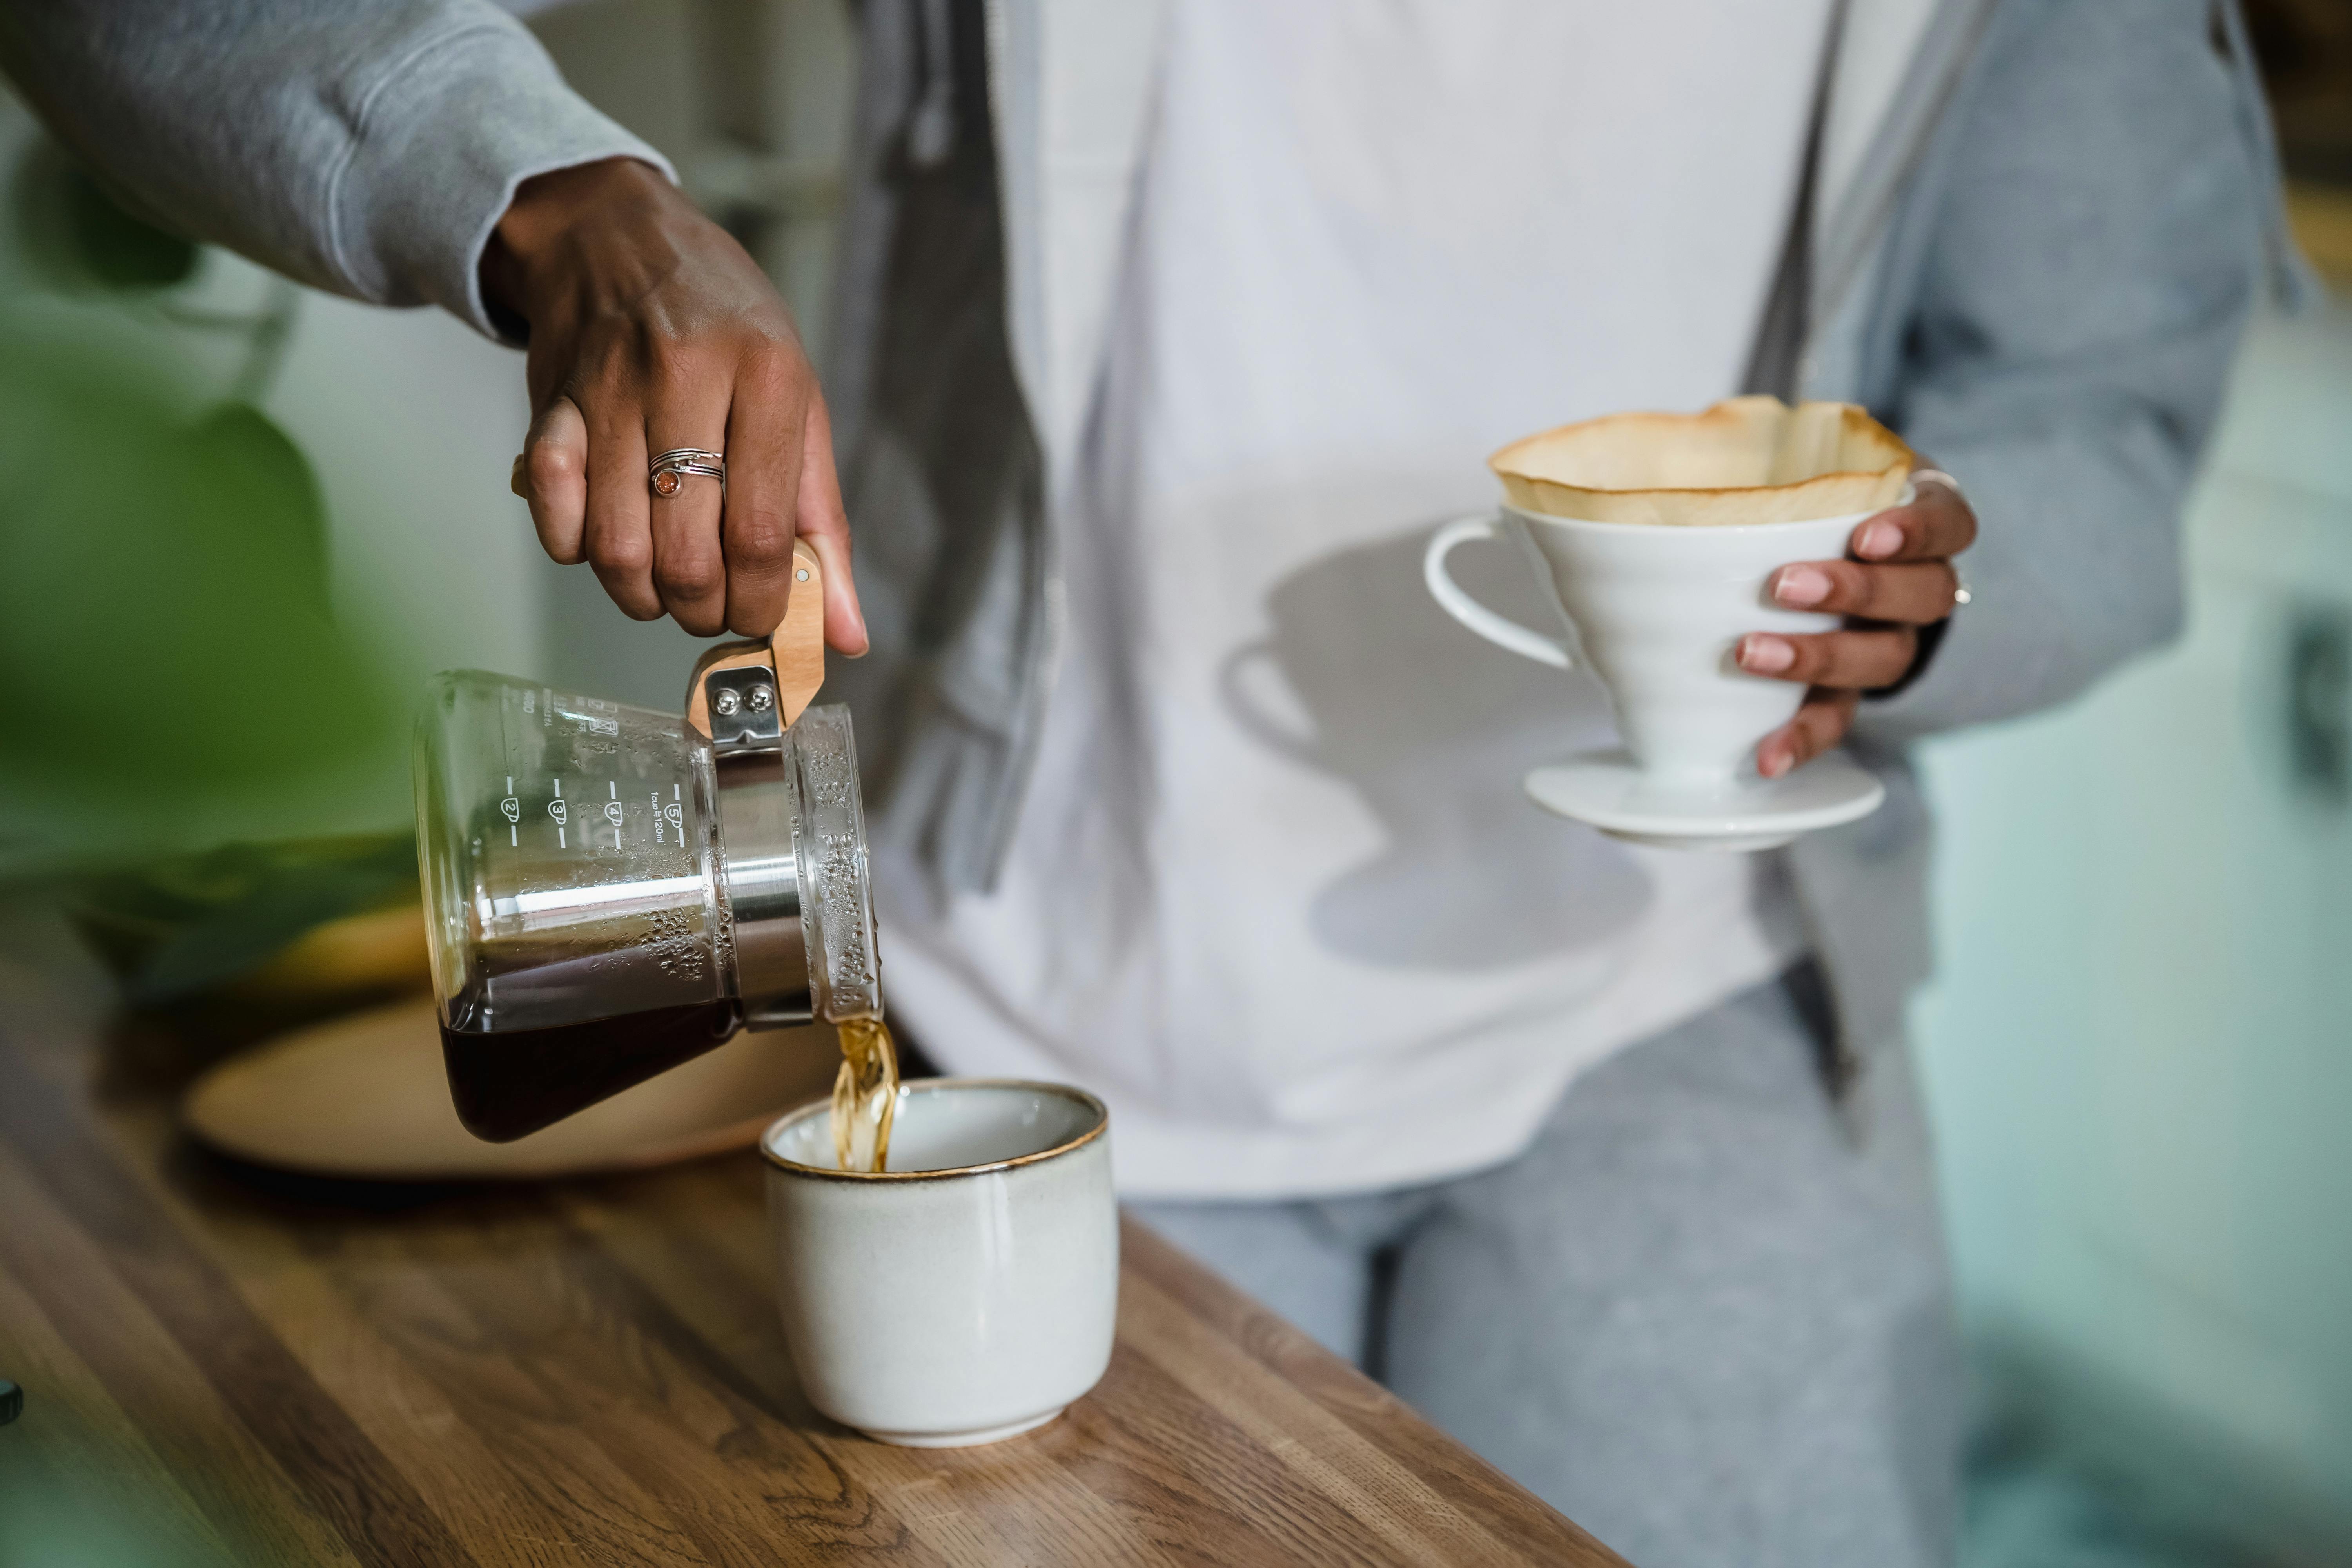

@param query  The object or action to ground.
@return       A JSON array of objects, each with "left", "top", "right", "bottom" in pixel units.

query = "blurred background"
[{"left": 0, "top": 3, "right": 2347, "bottom": 1564}]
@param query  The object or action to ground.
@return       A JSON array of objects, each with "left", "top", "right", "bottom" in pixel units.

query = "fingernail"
[
  {"left": 1740, "top": 633, "right": 1795, "bottom": 673},
  {"left": 1759, "top": 747, "right": 1791, "bottom": 779},
  {"left": 1774, "top": 566, "right": 1830, "bottom": 607},
  {"left": 1857, "top": 521, "right": 1902, "bottom": 559}
]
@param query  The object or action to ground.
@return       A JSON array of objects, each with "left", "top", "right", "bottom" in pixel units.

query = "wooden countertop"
[{"left": 0, "top": 924, "right": 1622, "bottom": 1567}]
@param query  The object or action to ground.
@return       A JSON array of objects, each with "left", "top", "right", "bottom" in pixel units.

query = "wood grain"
[
  {"left": 0, "top": 912, "right": 1624, "bottom": 1567},
  {"left": 681, "top": 538, "right": 828, "bottom": 738},
  {"left": 769, "top": 537, "right": 828, "bottom": 726}
]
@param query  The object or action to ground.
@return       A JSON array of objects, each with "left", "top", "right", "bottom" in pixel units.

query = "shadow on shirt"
[{"left": 1217, "top": 521, "right": 1653, "bottom": 972}]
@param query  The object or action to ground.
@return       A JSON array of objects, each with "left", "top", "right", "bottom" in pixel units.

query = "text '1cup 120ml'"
[{"left": 408, "top": 541, "right": 902, "bottom": 1166}]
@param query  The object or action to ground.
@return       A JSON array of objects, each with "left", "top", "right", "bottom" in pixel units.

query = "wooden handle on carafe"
[
  {"left": 769, "top": 538, "right": 827, "bottom": 724},
  {"left": 683, "top": 539, "right": 828, "bottom": 737}
]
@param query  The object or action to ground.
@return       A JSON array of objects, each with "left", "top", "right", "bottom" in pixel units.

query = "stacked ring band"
[
  {"left": 1910, "top": 468, "right": 1973, "bottom": 608},
  {"left": 650, "top": 447, "right": 726, "bottom": 497},
  {"left": 1911, "top": 467, "right": 1965, "bottom": 504}
]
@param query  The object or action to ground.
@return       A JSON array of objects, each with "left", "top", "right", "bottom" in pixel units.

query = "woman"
[{"left": 3, "top": 3, "right": 2288, "bottom": 1561}]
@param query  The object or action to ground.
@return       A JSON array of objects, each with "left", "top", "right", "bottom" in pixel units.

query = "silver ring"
[
  {"left": 1912, "top": 468, "right": 1965, "bottom": 506},
  {"left": 1915, "top": 469, "right": 1970, "bottom": 607},
  {"left": 650, "top": 447, "right": 726, "bottom": 498}
]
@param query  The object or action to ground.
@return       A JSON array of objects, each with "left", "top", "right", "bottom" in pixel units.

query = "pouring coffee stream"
[{"left": 413, "top": 540, "right": 900, "bottom": 1168}]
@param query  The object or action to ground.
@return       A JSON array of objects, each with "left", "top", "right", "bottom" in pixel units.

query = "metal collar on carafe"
[
  {"left": 687, "top": 541, "right": 882, "bottom": 1029},
  {"left": 705, "top": 661, "right": 813, "bottom": 1023}
]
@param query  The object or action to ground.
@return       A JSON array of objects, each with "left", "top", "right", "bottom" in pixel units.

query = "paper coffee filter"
[{"left": 1490, "top": 396, "right": 1915, "bottom": 526}]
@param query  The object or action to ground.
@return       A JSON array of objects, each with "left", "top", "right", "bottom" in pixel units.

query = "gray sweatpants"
[{"left": 1131, "top": 968, "right": 1963, "bottom": 1568}]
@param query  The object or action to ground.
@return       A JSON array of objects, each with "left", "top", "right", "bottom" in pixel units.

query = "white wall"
[
  {"left": 1915, "top": 303, "right": 2352, "bottom": 1554},
  {"left": 262, "top": 285, "right": 542, "bottom": 702},
  {"left": 254, "top": 260, "right": 544, "bottom": 838}
]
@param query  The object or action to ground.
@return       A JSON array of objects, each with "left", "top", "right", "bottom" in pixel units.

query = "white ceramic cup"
[
  {"left": 760, "top": 1077, "right": 1117, "bottom": 1447},
  {"left": 1423, "top": 493, "right": 1904, "bottom": 789}
]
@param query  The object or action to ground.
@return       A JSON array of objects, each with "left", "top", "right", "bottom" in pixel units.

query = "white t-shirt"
[{"left": 880, "top": 0, "right": 1831, "bottom": 1198}]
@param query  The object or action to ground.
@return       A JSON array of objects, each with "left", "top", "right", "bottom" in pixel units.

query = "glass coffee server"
[{"left": 411, "top": 543, "right": 881, "bottom": 1141}]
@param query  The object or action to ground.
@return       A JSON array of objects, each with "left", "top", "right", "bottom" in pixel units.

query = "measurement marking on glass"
[
  {"left": 510, "top": 826, "right": 517, "bottom": 845},
  {"left": 609, "top": 782, "right": 617, "bottom": 799},
  {"left": 558, "top": 827, "right": 566, "bottom": 847}
]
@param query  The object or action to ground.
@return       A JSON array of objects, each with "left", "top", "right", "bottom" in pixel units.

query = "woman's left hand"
[{"left": 1735, "top": 469, "right": 1976, "bottom": 778}]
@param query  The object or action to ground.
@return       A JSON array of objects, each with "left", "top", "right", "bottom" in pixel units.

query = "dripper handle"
[
  {"left": 1424, "top": 514, "right": 1574, "bottom": 670},
  {"left": 684, "top": 539, "right": 829, "bottom": 736}
]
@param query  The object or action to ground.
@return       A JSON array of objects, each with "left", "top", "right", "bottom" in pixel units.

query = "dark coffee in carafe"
[{"left": 439, "top": 1000, "right": 741, "bottom": 1143}]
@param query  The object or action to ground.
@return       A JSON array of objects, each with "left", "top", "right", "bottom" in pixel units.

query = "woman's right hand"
[{"left": 483, "top": 157, "right": 868, "bottom": 652}]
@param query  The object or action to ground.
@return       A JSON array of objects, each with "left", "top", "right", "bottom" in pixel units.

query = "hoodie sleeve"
[
  {"left": 0, "top": 0, "right": 674, "bottom": 341},
  {"left": 1853, "top": 0, "right": 2278, "bottom": 745}
]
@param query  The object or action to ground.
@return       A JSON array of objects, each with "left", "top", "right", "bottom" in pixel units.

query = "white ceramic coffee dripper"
[{"left": 1424, "top": 497, "right": 1897, "bottom": 847}]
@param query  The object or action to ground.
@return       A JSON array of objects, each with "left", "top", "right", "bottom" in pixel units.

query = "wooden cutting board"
[{"left": 182, "top": 998, "right": 839, "bottom": 1180}]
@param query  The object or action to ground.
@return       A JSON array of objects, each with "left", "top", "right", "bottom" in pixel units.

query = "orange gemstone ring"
[{"left": 650, "top": 448, "right": 726, "bottom": 497}]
